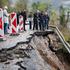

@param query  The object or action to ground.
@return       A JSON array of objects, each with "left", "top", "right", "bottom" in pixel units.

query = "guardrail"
[{"left": 49, "top": 25, "right": 70, "bottom": 53}]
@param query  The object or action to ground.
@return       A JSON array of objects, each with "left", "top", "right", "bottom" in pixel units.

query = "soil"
[{"left": 0, "top": 32, "right": 70, "bottom": 70}]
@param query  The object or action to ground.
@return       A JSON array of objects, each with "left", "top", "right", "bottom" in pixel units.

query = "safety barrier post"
[
  {"left": 0, "top": 8, "right": 5, "bottom": 40},
  {"left": 10, "top": 12, "right": 19, "bottom": 35}
]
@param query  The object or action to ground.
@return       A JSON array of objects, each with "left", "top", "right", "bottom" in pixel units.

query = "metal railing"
[{"left": 49, "top": 25, "right": 70, "bottom": 53}]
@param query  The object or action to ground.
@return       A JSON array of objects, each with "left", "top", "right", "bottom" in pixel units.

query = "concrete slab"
[{"left": 0, "top": 31, "right": 34, "bottom": 50}]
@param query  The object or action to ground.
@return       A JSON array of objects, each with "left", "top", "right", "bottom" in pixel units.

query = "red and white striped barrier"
[
  {"left": 0, "top": 8, "right": 4, "bottom": 39},
  {"left": 19, "top": 15, "right": 24, "bottom": 31},
  {"left": 10, "top": 12, "right": 18, "bottom": 34}
]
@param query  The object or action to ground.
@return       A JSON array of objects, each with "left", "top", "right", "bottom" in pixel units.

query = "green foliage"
[
  {"left": 32, "top": 3, "right": 38, "bottom": 12},
  {"left": 59, "top": 6, "right": 66, "bottom": 26},
  {"left": 50, "top": 9, "right": 58, "bottom": 25},
  {"left": 37, "top": 2, "right": 47, "bottom": 11},
  {"left": 15, "top": 0, "right": 28, "bottom": 11},
  {"left": 60, "top": 26, "right": 70, "bottom": 44},
  {"left": 8, "top": 7, "right": 16, "bottom": 13},
  {"left": 0, "top": 0, "right": 9, "bottom": 8},
  {"left": 32, "top": 1, "right": 51, "bottom": 12}
]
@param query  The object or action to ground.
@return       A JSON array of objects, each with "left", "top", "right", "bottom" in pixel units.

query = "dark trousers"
[
  {"left": 33, "top": 22, "right": 38, "bottom": 30},
  {"left": 42, "top": 23, "right": 44, "bottom": 31},
  {"left": 29, "top": 21, "right": 32, "bottom": 29},
  {"left": 39, "top": 22, "right": 42, "bottom": 30},
  {"left": 45, "top": 20, "right": 49, "bottom": 29},
  {"left": 24, "top": 20, "right": 26, "bottom": 31},
  {"left": 4, "top": 23, "right": 8, "bottom": 34},
  {"left": 47, "top": 21, "right": 49, "bottom": 29}
]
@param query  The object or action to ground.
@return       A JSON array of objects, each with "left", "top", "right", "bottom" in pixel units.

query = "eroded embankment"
[{"left": 0, "top": 31, "right": 70, "bottom": 70}]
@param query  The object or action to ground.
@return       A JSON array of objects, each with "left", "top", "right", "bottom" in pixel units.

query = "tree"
[
  {"left": 32, "top": 1, "right": 51, "bottom": 12},
  {"left": 32, "top": 3, "right": 38, "bottom": 12},
  {"left": 0, "top": 0, "right": 9, "bottom": 8},
  {"left": 37, "top": 2, "right": 47, "bottom": 11},
  {"left": 59, "top": 6, "right": 66, "bottom": 26},
  {"left": 8, "top": 7, "right": 16, "bottom": 12},
  {"left": 15, "top": 0, "right": 28, "bottom": 12},
  {"left": 50, "top": 9, "right": 58, "bottom": 25}
]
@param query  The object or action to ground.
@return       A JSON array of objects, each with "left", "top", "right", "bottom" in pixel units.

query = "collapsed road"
[{"left": 0, "top": 29, "right": 70, "bottom": 70}]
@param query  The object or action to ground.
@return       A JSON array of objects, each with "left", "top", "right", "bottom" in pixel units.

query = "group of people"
[
  {"left": 17, "top": 10, "right": 50, "bottom": 31},
  {"left": 3, "top": 6, "right": 50, "bottom": 34},
  {"left": 17, "top": 10, "right": 27, "bottom": 31},
  {"left": 33, "top": 10, "right": 50, "bottom": 31}
]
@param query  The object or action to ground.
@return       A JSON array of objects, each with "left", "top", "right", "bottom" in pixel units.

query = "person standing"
[
  {"left": 44, "top": 12, "right": 50, "bottom": 29},
  {"left": 17, "top": 11, "right": 21, "bottom": 25},
  {"left": 28, "top": 12, "right": 32, "bottom": 30},
  {"left": 3, "top": 6, "right": 9, "bottom": 34},
  {"left": 38, "top": 11, "right": 44, "bottom": 30},
  {"left": 21, "top": 10, "right": 27, "bottom": 31},
  {"left": 39, "top": 11, "right": 45, "bottom": 31},
  {"left": 33, "top": 10, "right": 40, "bottom": 30},
  {"left": 33, "top": 11, "right": 38, "bottom": 30}
]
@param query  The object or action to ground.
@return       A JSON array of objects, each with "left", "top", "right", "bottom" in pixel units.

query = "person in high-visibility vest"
[{"left": 3, "top": 6, "right": 9, "bottom": 34}]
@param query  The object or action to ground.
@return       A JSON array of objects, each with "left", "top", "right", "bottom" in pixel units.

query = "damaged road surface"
[{"left": 0, "top": 31, "right": 70, "bottom": 70}]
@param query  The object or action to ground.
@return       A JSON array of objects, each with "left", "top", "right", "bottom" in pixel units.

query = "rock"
[
  {"left": 7, "top": 53, "right": 14, "bottom": 60},
  {"left": 23, "top": 51, "right": 31, "bottom": 58},
  {"left": 0, "top": 57, "right": 7, "bottom": 62},
  {"left": 16, "top": 62, "right": 26, "bottom": 70},
  {"left": 4, "top": 61, "right": 10, "bottom": 64}
]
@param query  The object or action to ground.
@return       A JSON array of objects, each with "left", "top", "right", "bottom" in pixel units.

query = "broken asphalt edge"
[{"left": 0, "top": 30, "right": 54, "bottom": 52}]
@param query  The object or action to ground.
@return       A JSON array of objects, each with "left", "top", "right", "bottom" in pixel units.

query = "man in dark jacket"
[
  {"left": 17, "top": 11, "right": 21, "bottom": 25},
  {"left": 20, "top": 10, "right": 27, "bottom": 31},
  {"left": 44, "top": 12, "right": 50, "bottom": 29},
  {"left": 28, "top": 12, "right": 32, "bottom": 30},
  {"left": 33, "top": 12, "right": 38, "bottom": 30},
  {"left": 38, "top": 12, "right": 43, "bottom": 30}
]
